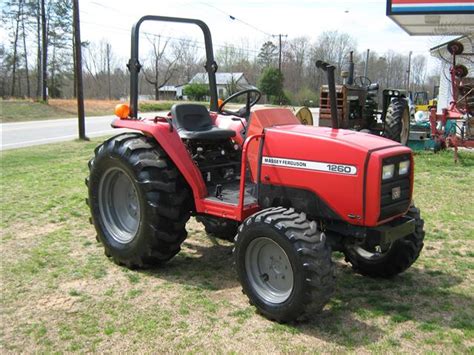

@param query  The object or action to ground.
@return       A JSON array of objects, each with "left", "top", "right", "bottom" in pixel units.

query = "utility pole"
[
  {"left": 272, "top": 34, "right": 287, "bottom": 105},
  {"left": 273, "top": 34, "right": 288, "bottom": 74},
  {"left": 106, "top": 43, "right": 112, "bottom": 100},
  {"left": 73, "top": 0, "right": 87, "bottom": 140},
  {"left": 406, "top": 50, "right": 412, "bottom": 92},
  {"left": 36, "top": 0, "right": 42, "bottom": 99},
  {"left": 41, "top": 0, "right": 47, "bottom": 102}
]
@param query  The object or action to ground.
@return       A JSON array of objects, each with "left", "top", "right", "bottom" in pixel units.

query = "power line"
[
  {"left": 197, "top": 2, "right": 288, "bottom": 73},
  {"left": 199, "top": 1, "right": 273, "bottom": 37},
  {"left": 80, "top": 20, "right": 261, "bottom": 55},
  {"left": 87, "top": 1, "right": 274, "bottom": 46}
]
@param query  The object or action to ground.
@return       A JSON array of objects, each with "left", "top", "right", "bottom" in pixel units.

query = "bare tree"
[
  {"left": 174, "top": 38, "right": 201, "bottom": 84},
  {"left": 282, "top": 36, "right": 310, "bottom": 93},
  {"left": 143, "top": 35, "right": 183, "bottom": 100},
  {"left": 4, "top": 0, "right": 23, "bottom": 96},
  {"left": 20, "top": 0, "right": 30, "bottom": 97},
  {"left": 312, "top": 31, "right": 357, "bottom": 78},
  {"left": 411, "top": 54, "right": 427, "bottom": 92},
  {"left": 83, "top": 40, "right": 116, "bottom": 98}
]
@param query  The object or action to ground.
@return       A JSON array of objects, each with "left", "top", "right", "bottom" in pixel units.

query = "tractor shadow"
[
  {"left": 140, "top": 227, "right": 470, "bottom": 347},
  {"left": 140, "top": 230, "right": 240, "bottom": 291},
  {"left": 290, "top": 259, "right": 469, "bottom": 347}
]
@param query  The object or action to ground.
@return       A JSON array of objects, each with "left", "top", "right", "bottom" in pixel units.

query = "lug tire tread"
[
  {"left": 235, "top": 207, "right": 335, "bottom": 322},
  {"left": 384, "top": 98, "right": 410, "bottom": 145},
  {"left": 87, "top": 133, "right": 191, "bottom": 268}
]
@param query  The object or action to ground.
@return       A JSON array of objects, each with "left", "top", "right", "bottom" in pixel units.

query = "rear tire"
[
  {"left": 384, "top": 98, "right": 410, "bottom": 145},
  {"left": 234, "top": 207, "right": 335, "bottom": 322},
  {"left": 343, "top": 205, "right": 425, "bottom": 278},
  {"left": 87, "top": 133, "right": 191, "bottom": 268},
  {"left": 196, "top": 215, "right": 238, "bottom": 242}
]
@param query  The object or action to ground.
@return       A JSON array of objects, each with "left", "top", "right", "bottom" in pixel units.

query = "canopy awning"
[{"left": 386, "top": 0, "right": 474, "bottom": 35}]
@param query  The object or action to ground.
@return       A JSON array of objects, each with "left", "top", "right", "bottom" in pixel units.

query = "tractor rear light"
[
  {"left": 115, "top": 104, "right": 130, "bottom": 119},
  {"left": 399, "top": 160, "right": 410, "bottom": 175},
  {"left": 382, "top": 164, "right": 395, "bottom": 180}
]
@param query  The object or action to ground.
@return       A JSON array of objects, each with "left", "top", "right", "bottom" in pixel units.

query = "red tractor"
[{"left": 86, "top": 16, "right": 425, "bottom": 322}]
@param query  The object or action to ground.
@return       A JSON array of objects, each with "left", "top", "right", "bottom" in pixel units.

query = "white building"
[{"left": 188, "top": 72, "right": 257, "bottom": 98}]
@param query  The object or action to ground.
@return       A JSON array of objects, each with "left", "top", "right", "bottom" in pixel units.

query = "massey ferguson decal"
[{"left": 262, "top": 156, "right": 357, "bottom": 175}]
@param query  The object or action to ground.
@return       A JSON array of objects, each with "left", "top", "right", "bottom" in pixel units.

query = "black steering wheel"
[
  {"left": 218, "top": 88, "right": 261, "bottom": 118},
  {"left": 354, "top": 76, "right": 372, "bottom": 87}
]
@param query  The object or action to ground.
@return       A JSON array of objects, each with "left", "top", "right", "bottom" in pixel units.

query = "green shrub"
[
  {"left": 294, "top": 87, "right": 319, "bottom": 107},
  {"left": 183, "top": 83, "right": 210, "bottom": 101}
]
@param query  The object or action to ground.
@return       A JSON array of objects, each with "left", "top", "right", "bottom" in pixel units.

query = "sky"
[
  {"left": 0, "top": 0, "right": 457, "bottom": 72},
  {"left": 75, "top": 0, "right": 455, "bottom": 72}
]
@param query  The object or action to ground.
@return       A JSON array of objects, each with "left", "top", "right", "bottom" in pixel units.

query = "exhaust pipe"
[
  {"left": 348, "top": 51, "right": 354, "bottom": 86},
  {"left": 316, "top": 60, "right": 338, "bottom": 129}
]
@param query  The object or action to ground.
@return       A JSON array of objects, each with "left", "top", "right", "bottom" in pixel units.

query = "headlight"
[
  {"left": 399, "top": 160, "right": 410, "bottom": 175},
  {"left": 382, "top": 164, "right": 395, "bottom": 180}
]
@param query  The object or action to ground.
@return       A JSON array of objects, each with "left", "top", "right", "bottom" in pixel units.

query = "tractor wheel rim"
[
  {"left": 245, "top": 237, "right": 293, "bottom": 304},
  {"left": 99, "top": 167, "right": 140, "bottom": 244}
]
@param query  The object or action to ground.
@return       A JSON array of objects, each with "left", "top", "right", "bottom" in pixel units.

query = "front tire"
[
  {"left": 234, "top": 207, "right": 335, "bottom": 322},
  {"left": 384, "top": 98, "right": 410, "bottom": 145},
  {"left": 343, "top": 205, "right": 425, "bottom": 278},
  {"left": 87, "top": 133, "right": 191, "bottom": 268}
]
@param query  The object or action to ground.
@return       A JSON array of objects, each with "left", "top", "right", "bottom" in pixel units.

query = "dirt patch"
[{"left": 1, "top": 222, "right": 62, "bottom": 259}]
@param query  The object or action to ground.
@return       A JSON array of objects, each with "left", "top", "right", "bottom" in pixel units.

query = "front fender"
[{"left": 112, "top": 118, "right": 207, "bottom": 200}]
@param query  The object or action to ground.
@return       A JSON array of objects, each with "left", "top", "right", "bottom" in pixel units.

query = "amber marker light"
[{"left": 115, "top": 104, "right": 130, "bottom": 119}]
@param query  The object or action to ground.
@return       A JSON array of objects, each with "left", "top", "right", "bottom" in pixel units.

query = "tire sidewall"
[
  {"left": 89, "top": 151, "right": 149, "bottom": 258},
  {"left": 235, "top": 222, "right": 307, "bottom": 319}
]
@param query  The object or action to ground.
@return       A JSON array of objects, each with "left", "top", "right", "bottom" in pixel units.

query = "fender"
[{"left": 112, "top": 118, "right": 207, "bottom": 200}]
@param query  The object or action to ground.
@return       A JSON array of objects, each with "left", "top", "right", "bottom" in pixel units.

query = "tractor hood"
[{"left": 269, "top": 124, "right": 399, "bottom": 153}]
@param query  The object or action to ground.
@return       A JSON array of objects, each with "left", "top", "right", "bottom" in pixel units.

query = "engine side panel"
[{"left": 259, "top": 128, "right": 368, "bottom": 225}]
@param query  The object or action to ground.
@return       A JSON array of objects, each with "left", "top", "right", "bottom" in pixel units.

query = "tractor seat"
[{"left": 171, "top": 104, "right": 236, "bottom": 140}]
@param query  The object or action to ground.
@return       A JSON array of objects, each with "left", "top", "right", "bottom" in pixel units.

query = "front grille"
[{"left": 379, "top": 154, "right": 411, "bottom": 221}]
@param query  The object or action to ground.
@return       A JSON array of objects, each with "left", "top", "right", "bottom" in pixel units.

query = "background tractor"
[
  {"left": 86, "top": 16, "right": 425, "bottom": 323},
  {"left": 318, "top": 52, "right": 411, "bottom": 145},
  {"left": 412, "top": 90, "right": 438, "bottom": 113}
]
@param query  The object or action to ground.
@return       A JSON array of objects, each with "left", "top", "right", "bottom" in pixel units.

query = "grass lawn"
[{"left": 1, "top": 140, "right": 473, "bottom": 352}]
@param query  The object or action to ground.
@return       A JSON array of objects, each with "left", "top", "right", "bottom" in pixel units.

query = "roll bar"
[{"left": 128, "top": 15, "right": 219, "bottom": 118}]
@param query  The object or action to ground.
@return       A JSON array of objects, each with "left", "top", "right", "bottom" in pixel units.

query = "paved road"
[
  {"left": 1, "top": 112, "right": 162, "bottom": 151},
  {"left": 1, "top": 108, "right": 319, "bottom": 151}
]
